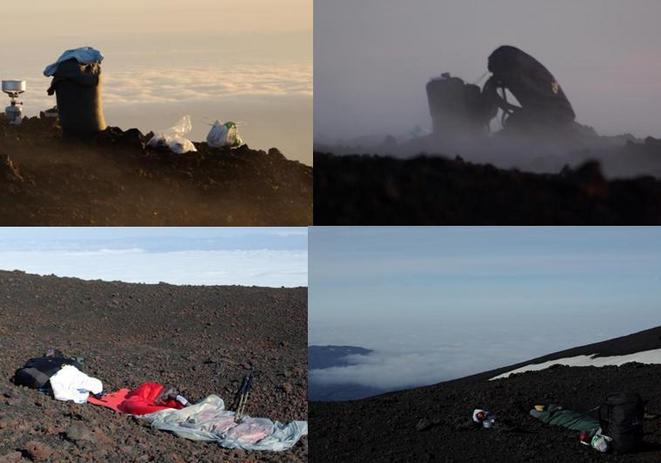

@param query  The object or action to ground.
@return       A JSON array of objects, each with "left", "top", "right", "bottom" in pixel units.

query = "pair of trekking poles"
[{"left": 233, "top": 368, "right": 254, "bottom": 423}]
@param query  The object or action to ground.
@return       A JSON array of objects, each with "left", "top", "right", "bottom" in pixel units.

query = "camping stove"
[{"left": 2, "top": 80, "right": 26, "bottom": 124}]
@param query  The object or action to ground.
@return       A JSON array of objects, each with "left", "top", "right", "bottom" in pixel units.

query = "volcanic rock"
[
  {"left": 314, "top": 151, "right": 661, "bottom": 225},
  {"left": 310, "top": 326, "right": 661, "bottom": 462},
  {"left": 0, "top": 270, "right": 307, "bottom": 462},
  {"left": 65, "top": 423, "right": 96, "bottom": 446},
  {"left": 22, "top": 441, "right": 53, "bottom": 462},
  {"left": 0, "top": 117, "right": 311, "bottom": 225},
  {"left": 0, "top": 452, "right": 23, "bottom": 463}
]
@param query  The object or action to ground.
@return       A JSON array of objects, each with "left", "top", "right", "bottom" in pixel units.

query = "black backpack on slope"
[
  {"left": 598, "top": 392, "right": 645, "bottom": 453},
  {"left": 12, "top": 356, "right": 82, "bottom": 391}
]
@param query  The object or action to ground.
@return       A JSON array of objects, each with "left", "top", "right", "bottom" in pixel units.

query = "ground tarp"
[{"left": 142, "top": 395, "right": 308, "bottom": 452}]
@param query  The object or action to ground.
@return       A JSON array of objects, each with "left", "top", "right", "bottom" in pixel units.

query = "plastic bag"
[
  {"left": 147, "top": 116, "right": 197, "bottom": 154},
  {"left": 206, "top": 120, "right": 245, "bottom": 149}
]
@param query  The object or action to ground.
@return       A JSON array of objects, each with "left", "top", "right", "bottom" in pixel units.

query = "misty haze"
[{"left": 315, "top": 0, "right": 661, "bottom": 176}]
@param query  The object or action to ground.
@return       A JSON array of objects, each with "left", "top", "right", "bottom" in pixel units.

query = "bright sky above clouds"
[
  {"left": 309, "top": 227, "right": 661, "bottom": 390},
  {"left": 1, "top": 0, "right": 312, "bottom": 163},
  {"left": 4, "top": 1, "right": 311, "bottom": 36},
  {"left": 0, "top": 228, "right": 307, "bottom": 287}
]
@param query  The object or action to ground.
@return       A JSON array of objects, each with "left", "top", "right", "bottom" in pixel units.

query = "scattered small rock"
[
  {"left": 415, "top": 417, "right": 442, "bottom": 432},
  {"left": 0, "top": 451, "right": 23, "bottom": 463},
  {"left": 65, "top": 422, "right": 97, "bottom": 446},
  {"left": 22, "top": 441, "right": 53, "bottom": 462}
]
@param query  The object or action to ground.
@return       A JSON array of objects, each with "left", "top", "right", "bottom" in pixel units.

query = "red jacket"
[{"left": 117, "top": 382, "right": 184, "bottom": 415}]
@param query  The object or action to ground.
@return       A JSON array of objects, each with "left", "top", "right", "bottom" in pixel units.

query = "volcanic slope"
[
  {"left": 0, "top": 270, "right": 307, "bottom": 463},
  {"left": 0, "top": 117, "right": 311, "bottom": 226},
  {"left": 314, "top": 150, "right": 661, "bottom": 225},
  {"left": 310, "top": 326, "right": 661, "bottom": 463}
]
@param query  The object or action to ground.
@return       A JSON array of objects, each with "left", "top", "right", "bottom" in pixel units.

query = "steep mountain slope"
[
  {"left": 310, "top": 327, "right": 661, "bottom": 462},
  {"left": 0, "top": 270, "right": 307, "bottom": 463},
  {"left": 0, "top": 117, "right": 311, "bottom": 226}
]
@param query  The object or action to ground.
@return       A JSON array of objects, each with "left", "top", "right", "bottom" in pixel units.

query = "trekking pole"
[
  {"left": 234, "top": 369, "right": 254, "bottom": 422},
  {"left": 233, "top": 374, "right": 248, "bottom": 413},
  {"left": 236, "top": 376, "right": 253, "bottom": 421},
  {"left": 237, "top": 391, "right": 250, "bottom": 418}
]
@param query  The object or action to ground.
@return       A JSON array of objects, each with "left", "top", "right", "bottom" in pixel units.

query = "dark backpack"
[
  {"left": 598, "top": 392, "right": 645, "bottom": 453},
  {"left": 12, "top": 356, "right": 82, "bottom": 391}
]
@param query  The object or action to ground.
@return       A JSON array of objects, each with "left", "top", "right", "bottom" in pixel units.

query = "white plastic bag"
[
  {"left": 147, "top": 115, "right": 198, "bottom": 154},
  {"left": 207, "top": 121, "right": 245, "bottom": 149}
]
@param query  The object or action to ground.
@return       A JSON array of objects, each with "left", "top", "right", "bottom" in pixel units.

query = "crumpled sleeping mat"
[
  {"left": 89, "top": 386, "right": 307, "bottom": 451},
  {"left": 143, "top": 395, "right": 308, "bottom": 452}
]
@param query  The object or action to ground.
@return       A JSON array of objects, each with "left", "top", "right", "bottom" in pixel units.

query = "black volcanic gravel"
[
  {"left": 0, "top": 270, "right": 307, "bottom": 463},
  {"left": 310, "top": 328, "right": 661, "bottom": 462},
  {"left": 0, "top": 117, "right": 311, "bottom": 226},
  {"left": 314, "top": 152, "right": 661, "bottom": 225}
]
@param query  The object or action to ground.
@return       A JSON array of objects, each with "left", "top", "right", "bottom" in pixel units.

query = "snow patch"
[{"left": 490, "top": 348, "right": 661, "bottom": 380}]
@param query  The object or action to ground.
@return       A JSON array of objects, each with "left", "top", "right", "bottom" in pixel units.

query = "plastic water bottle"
[
  {"left": 591, "top": 433, "right": 609, "bottom": 453},
  {"left": 482, "top": 416, "right": 496, "bottom": 428}
]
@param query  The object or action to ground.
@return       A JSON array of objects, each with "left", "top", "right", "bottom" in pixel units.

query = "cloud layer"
[
  {"left": 0, "top": 249, "right": 307, "bottom": 287},
  {"left": 311, "top": 348, "right": 483, "bottom": 391},
  {"left": 309, "top": 227, "right": 661, "bottom": 392},
  {"left": 310, "top": 315, "right": 661, "bottom": 391},
  {"left": 0, "top": 228, "right": 308, "bottom": 287},
  {"left": 26, "top": 64, "right": 312, "bottom": 110}
]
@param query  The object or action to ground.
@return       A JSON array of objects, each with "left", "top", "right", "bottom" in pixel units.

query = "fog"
[
  {"left": 309, "top": 227, "right": 661, "bottom": 392},
  {"left": 0, "top": 1, "right": 312, "bottom": 164},
  {"left": 315, "top": 0, "right": 661, "bottom": 171}
]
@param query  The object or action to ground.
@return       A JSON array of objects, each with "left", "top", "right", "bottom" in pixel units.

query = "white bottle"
[{"left": 590, "top": 429, "right": 612, "bottom": 453}]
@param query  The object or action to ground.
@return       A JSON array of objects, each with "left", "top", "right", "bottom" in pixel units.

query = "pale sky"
[
  {"left": 309, "top": 227, "right": 661, "bottom": 391},
  {"left": 315, "top": 0, "right": 661, "bottom": 142},
  {"left": 1, "top": 1, "right": 312, "bottom": 164},
  {"left": 4, "top": 1, "right": 311, "bottom": 36},
  {"left": 0, "top": 228, "right": 308, "bottom": 287}
]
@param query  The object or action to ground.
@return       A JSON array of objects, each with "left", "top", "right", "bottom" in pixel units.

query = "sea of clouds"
[{"left": 0, "top": 228, "right": 308, "bottom": 287}]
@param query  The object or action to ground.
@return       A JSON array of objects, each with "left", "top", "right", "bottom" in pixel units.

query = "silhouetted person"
[{"left": 482, "top": 45, "right": 575, "bottom": 130}]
